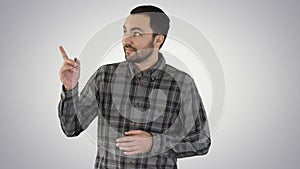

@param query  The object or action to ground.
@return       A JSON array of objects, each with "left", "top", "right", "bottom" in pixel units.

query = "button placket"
[
  {"left": 132, "top": 122, "right": 139, "bottom": 127},
  {"left": 135, "top": 101, "right": 141, "bottom": 107}
]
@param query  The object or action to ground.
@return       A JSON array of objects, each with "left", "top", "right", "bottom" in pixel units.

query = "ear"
[{"left": 154, "top": 34, "right": 165, "bottom": 48}]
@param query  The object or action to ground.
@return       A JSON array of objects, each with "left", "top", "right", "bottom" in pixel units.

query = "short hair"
[{"left": 130, "top": 5, "right": 170, "bottom": 49}]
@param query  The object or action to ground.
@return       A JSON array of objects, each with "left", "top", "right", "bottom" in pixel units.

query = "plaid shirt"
[{"left": 58, "top": 53, "right": 211, "bottom": 169}]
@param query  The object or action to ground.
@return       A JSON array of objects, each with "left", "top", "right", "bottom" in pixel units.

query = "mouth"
[
  {"left": 124, "top": 48, "right": 136, "bottom": 53},
  {"left": 125, "top": 49, "right": 134, "bottom": 53}
]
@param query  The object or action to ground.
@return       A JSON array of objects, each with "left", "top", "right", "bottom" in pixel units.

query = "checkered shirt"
[{"left": 58, "top": 53, "right": 211, "bottom": 169}]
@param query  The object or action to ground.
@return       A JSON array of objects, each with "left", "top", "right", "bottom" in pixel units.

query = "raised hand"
[
  {"left": 59, "top": 46, "right": 80, "bottom": 91},
  {"left": 116, "top": 130, "right": 153, "bottom": 155}
]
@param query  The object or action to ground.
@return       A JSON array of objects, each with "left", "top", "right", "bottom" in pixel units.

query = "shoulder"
[
  {"left": 98, "top": 62, "right": 123, "bottom": 72},
  {"left": 163, "top": 64, "right": 194, "bottom": 84},
  {"left": 92, "top": 61, "right": 125, "bottom": 80},
  {"left": 95, "top": 61, "right": 129, "bottom": 74}
]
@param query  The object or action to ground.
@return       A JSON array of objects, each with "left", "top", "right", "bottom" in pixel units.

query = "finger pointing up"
[{"left": 59, "top": 46, "right": 69, "bottom": 60}]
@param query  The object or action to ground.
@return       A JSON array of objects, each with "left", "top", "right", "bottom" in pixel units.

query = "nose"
[{"left": 122, "top": 33, "right": 133, "bottom": 45}]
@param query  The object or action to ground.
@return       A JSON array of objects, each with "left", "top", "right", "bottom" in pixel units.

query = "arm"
[
  {"left": 151, "top": 79, "right": 211, "bottom": 158},
  {"left": 57, "top": 46, "right": 99, "bottom": 137},
  {"left": 58, "top": 72, "right": 99, "bottom": 137},
  {"left": 58, "top": 84, "right": 82, "bottom": 137}
]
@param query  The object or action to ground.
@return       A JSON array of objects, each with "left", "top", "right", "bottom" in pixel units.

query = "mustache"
[{"left": 123, "top": 45, "right": 137, "bottom": 51}]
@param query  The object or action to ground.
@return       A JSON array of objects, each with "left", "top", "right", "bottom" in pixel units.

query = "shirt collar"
[{"left": 128, "top": 52, "right": 166, "bottom": 79}]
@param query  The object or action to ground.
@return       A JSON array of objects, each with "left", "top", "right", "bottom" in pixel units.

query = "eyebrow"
[{"left": 123, "top": 25, "right": 144, "bottom": 32}]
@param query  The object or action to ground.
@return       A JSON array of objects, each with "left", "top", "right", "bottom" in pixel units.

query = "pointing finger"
[{"left": 59, "top": 46, "right": 69, "bottom": 60}]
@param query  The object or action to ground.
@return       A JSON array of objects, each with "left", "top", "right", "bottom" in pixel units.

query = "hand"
[
  {"left": 59, "top": 46, "right": 80, "bottom": 91},
  {"left": 116, "top": 130, "right": 153, "bottom": 155}
]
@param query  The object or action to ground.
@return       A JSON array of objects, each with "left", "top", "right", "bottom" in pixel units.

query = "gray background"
[{"left": 0, "top": 0, "right": 299, "bottom": 168}]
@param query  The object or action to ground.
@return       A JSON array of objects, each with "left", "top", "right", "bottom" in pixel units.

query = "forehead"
[{"left": 123, "top": 14, "right": 152, "bottom": 32}]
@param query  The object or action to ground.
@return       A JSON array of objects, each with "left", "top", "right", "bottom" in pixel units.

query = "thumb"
[
  {"left": 74, "top": 57, "right": 80, "bottom": 67},
  {"left": 125, "top": 130, "right": 142, "bottom": 135}
]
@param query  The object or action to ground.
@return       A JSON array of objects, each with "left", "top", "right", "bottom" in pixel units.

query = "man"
[{"left": 58, "top": 5, "right": 211, "bottom": 169}]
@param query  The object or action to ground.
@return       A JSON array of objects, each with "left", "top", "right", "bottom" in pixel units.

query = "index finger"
[{"left": 59, "top": 45, "right": 69, "bottom": 60}]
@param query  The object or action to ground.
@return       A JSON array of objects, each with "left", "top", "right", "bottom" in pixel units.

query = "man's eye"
[{"left": 133, "top": 32, "right": 142, "bottom": 37}]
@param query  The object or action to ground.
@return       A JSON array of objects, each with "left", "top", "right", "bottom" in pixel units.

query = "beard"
[{"left": 124, "top": 40, "right": 154, "bottom": 63}]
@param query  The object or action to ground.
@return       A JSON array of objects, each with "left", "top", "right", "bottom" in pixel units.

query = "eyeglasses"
[{"left": 123, "top": 30, "right": 156, "bottom": 38}]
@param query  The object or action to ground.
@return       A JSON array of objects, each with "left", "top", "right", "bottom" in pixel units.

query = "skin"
[
  {"left": 116, "top": 130, "right": 154, "bottom": 155},
  {"left": 59, "top": 46, "right": 80, "bottom": 91},
  {"left": 59, "top": 13, "right": 165, "bottom": 155},
  {"left": 122, "top": 14, "right": 164, "bottom": 71}
]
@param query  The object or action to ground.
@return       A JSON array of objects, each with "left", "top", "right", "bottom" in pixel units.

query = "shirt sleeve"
[
  {"left": 150, "top": 78, "right": 211, "bottom": 158},
  {"left": 58, "top": 71, "right": 99, "bottom": 137}
]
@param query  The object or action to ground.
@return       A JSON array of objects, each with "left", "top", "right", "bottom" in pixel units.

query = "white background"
[{"left": 0, "top": 0, "right": 299, "bottom": 168}]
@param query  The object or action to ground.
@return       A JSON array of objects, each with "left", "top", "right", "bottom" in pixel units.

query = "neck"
[{"left": 134, "top": 51, "right": 159, "bottom": 71}]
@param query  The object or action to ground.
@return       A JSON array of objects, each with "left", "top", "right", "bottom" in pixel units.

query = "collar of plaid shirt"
[{"left": 128, "top": 52, "right": 165, "bottom": 80}]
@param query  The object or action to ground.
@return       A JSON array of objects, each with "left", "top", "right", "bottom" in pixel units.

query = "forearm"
[
  {"left": 58, "top": 70, "right": 100, "bottom": 136},
  {"left": 150, "top": 79, "right": 211, "bottom": 158},
  {"left": 151, "top": 124, "right": 211, "bottom": 158},
  {"left": 58, "top": 84, "right": 83, "bottom": 137},
  {"left": 166, "top": 132, "right": 211, "bottom": 158}
]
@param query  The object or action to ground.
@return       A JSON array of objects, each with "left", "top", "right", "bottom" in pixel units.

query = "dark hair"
[{"left": 130, "top": 5, "right": 170, "bottom": 49}]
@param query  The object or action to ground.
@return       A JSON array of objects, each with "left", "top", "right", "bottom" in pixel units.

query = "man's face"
[{"left": 122, "top": 14, "right": 155, "bottom": 63}]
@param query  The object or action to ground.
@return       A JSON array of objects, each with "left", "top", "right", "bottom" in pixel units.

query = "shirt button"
[
  {"left": 135, "top": 102, "right": 141, "bottom": 107},
  {"left": 129, "top": 160, "right": 134, "bottom": 165}
]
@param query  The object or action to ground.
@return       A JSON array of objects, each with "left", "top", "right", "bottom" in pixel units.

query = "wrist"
[
  {"left": 63, "top": 83, "right": 77, "bottom": 91},
  {"left": 61, "top": 83, "right": 79, "bottom": 99}
]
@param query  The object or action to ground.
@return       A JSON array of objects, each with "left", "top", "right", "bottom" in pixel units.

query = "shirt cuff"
[
  {"left": 150, "top": 133, "right": 165, "bottom": 155},
  {"left": 61, "top": 83, "right": 79, "bottom": 100}
]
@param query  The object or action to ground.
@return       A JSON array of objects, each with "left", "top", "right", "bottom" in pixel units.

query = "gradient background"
[{"left": 0, "top": 0, "right": 299, "bottom": 168}]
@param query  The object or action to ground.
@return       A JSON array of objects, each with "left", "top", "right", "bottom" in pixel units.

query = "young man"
[{"left": 58, "top": 5, "right": 211, "bottom": 168}]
